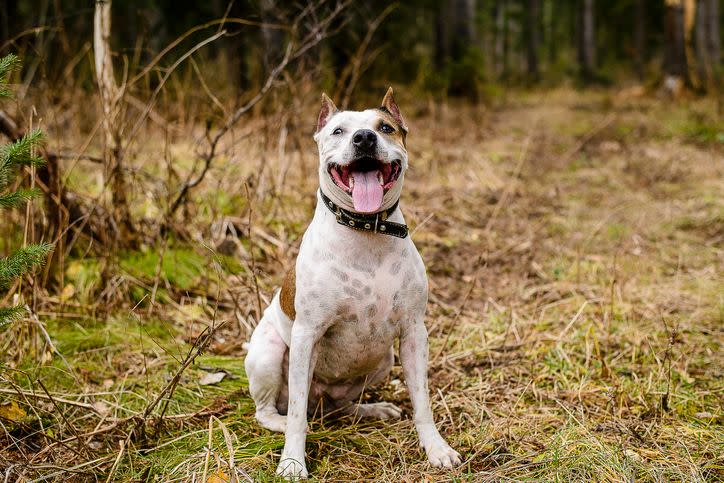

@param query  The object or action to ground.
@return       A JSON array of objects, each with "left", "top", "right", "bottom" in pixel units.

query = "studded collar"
[{"left": 319, "top": 190, "right": 409, "bottom": 239}]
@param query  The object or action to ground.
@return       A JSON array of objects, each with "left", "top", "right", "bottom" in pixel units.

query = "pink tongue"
[{"left": 351, "top": 170, "right": 383, "bottom": 213}]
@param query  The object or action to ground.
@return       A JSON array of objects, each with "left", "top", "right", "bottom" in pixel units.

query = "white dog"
[{"left": 244, "top": 88, "right": 461, "bottom": 478}]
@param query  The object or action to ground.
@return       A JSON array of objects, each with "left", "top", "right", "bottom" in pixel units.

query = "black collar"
[{"left": 319, "top": 190, "right": 408, "bottom": 238}]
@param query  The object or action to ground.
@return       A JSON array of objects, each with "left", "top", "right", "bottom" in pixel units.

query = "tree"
[
  {"left": 435, "top": 0, "right": 480, "bottom": 97},
  {"left": 578, "top": 0, "right": 596, "bottom": 81},
  {"left": 634, "top": 0, "right": 647, "bottom": 78},
  {"left": 0, "top": 55, "right": 52, "bottom": 328},
  {"left": 94, "top": 0, "right": 135, "bottom": 246},
  {"left": 663, "top": 0, "right": 689, "bottom": 87},
  {"left": 526, "top": 0, "right": 541, "bottom": 80},
  {"left": 694, "top": 0, "right": 721, "bottom": 90},
  {"left": 494, "top": 0, "right": 507, "bottom": 78}
]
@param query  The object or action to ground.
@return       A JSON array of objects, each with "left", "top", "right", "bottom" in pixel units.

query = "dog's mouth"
[{"left": 328, "top": 157, "right": 402, "bottom": 213}]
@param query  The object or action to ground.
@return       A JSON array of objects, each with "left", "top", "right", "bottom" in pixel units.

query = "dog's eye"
[
  {"left": 332, "top": 127, "right": 343, "bottom": 135},
  {"left": 379, "top": 123, "right": 395, "bottom": 134}
]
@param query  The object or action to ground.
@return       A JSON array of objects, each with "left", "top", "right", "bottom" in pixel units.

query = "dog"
[{"left": 244, "top": 88, "right": 461, "bottom": 478}]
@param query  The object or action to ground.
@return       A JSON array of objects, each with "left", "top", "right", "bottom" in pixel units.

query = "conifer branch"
[
  {"left": 0, "top": 54, "right": 20, "bottom": 98},
  {"left": 0, "top": 305, "right": 25, "bottom": 328},
  {"left": 0, "top": 244, "right": 53, "bottom": 289},
  {"left": 0, "top": 188, "right": 41, "bottom": 208}
]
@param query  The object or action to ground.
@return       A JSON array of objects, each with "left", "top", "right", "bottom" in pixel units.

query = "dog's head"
[{"left": 314, "top": 88, "right": 408, "bottom": 214}]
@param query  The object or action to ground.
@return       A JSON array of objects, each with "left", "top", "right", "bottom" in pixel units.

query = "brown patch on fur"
[
  {"left": 376, "top": 110, "right": 407, "bottom": 148},
  {"left": 280, "top": 264, "right": 296, "bottom": 320}
]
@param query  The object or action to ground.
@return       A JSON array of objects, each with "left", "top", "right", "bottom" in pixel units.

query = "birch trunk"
[{"left": 94, "top": 0, "right": 134, "bottom": 245}]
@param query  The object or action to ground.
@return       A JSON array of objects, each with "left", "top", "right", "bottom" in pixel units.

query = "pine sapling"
[{"left": 0, "top": 54, "right": 53, "bottom": 328}]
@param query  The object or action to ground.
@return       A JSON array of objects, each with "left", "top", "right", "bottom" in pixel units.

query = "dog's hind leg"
[{"left": 244, "top": 315, "right": 288, "bottom": 433}]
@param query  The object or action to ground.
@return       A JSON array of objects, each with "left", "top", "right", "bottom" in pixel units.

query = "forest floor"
[{"left": 1, "top": 88, "right": 722, "bottom": 481}]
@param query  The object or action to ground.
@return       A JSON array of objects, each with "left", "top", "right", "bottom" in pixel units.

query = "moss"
[{"left": 120, "top": 246, "right": 208, "bottom": 290}]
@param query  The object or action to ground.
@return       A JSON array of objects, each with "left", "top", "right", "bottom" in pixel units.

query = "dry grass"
[{"left": 1, "top": 87, "right": 722, "bottom": 481}]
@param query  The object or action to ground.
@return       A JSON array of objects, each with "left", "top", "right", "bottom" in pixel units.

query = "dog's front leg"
[
  {"left": 277, "top": 324, "right": 318, "bottom": 479},
  {"left": 400, "top": 317, "right": 462, "bottom": 468}
]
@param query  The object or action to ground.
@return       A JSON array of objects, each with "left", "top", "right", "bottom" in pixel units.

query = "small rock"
[
  {"left": 599, "top": 141, "right": 622, "bottom": 152},
  {"left": 624, "top": 449, "right": 642, "bottom": 462},
  {"left": 199, "top": 372, "right": 227, "bottom": 386},
  {"left": 695, "top": 411, "right": 714, "bottom": 419}
]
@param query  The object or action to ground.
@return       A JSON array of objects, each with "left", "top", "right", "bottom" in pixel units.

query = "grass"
[{"left": 1, "top": 87, "right": 723, "bottom": 481}]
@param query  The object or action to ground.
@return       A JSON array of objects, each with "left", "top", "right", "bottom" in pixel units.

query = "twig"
[
  {"left": 24, "top": 304, "right": 80, "bottom": 385},
  {"left": 36, "top": 378, "right": 91, "bottom": 456},
  {"left": 104, "top": 440, "right": 124, "bottom": 483},
  {"left": 339, "top": 3, "right": 398, "bottom": 108},
  {"left": 126, "top": 30, "right": 227, "bottom": 148},
  {"left": 244, "top": 183, "right": 263, "bottom": 321},
  {"left": 132, "top": 320, "right": 227, "bottom": 431},
  {"left": 0, "top": 388, "right": 99, "bottom": 412},
  {"left": 166, "top": 0, "right": 351, "bottom": 219},
  {"left": 559, "top": 113, "right": 616, "bottom": 163},
  {"left": 431, "top": 255, "right": 486, "bottom": 363}
]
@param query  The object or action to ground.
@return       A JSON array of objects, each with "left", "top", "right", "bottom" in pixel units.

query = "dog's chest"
[{"left": 294, "top": 208, "right": 427, "bottom": 377}]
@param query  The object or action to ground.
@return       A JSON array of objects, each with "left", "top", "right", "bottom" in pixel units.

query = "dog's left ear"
[{"left": 381, "top": 87, "right": 408, "bottom": 133}]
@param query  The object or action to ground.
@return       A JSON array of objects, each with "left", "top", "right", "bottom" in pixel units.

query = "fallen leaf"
[
  {"left": 0, "top": 401, "right": 26, "bottom": 422},
  {"left": 206, "top": 469, "right": 229, "bottom": 483},
  {"left": 92, "top": 401, "right": 110, "bottom": 416},
  {"left": 199, "top": 372, "right": 226, "bottom": 386},
  {"left": 60, "top": 283, "right": 75, "bottom": 301}
]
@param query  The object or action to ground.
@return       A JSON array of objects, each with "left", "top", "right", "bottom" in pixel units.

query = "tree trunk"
[
  {"left": 694, "top": 0, "right": 721, "bottom": 90},
  {"left": 260, "top": 0, "right": 285, "bottom": 71},
  {"left": 495, "top": 0, "right": 506, "bottom": 77},
  {"left": 435, "top": 0, "right": 476, "bottom": 94},
  {"left": 663, "top": 0, "right": 688, "bottom": 86},
  {"left": 434, "top": 4, "right": 449, "bottom": 71},
  {"left": 695, "top": 0, "right": 711, "bottom": 88},
  {"left": 634, "top": 0, "right": 646, "bottom": 78},
  {"left": 94, "top": 0, "right": 134, "bottom": 246},
  {"left": 578, "top": 0, "right": 596, "bottom": 81},
  {"left": 527, "top": 0, "right": 541, "bottom": 80},
  {"left": 706, "top": 0, "right": 720, "bottom": 67}
]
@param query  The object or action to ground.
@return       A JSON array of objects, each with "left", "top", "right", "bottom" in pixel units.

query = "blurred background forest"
[
  {"left": 3, "top": 0, "right": 723, "bottom": 99},
  {"left": 0, "top": 1, "right": 722, "bottom": 481}
]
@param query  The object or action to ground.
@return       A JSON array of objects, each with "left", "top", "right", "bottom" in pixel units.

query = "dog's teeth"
[
  {"left": 349, "top": 176, "right": 354, "bottom": 190},
  {"left": 377, "top": 172, "right": 384, "bottom": 185}
]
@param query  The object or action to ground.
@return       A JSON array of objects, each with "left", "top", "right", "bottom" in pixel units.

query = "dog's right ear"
[{"left": 317, "top": 93, "right": 338, "bottom": 132}]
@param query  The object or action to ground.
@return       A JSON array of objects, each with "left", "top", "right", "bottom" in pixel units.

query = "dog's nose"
[{"left": 352, "top": 129, "right": 377, "bottom": 152}]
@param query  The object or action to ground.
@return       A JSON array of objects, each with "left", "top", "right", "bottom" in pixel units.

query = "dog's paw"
[
  {"left": 255, "top": 411, "right": 287, "bottom": 433},
  {"left": 355, "top": 402, "right": 403, "bottom": 420},
  {"left": 276, "top": 457, "right": 308, "bottom": 480},
  {"left": 425, "top": 441, "right": 462, "bottom": 468}
]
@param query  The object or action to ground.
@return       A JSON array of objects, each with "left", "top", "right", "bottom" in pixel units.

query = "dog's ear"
[
  {"left": 381, "top": 87, "right": 408, "bottom": 133},
  {"left": 317, "top": 93, "right": 338, "bottom": 132}
]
